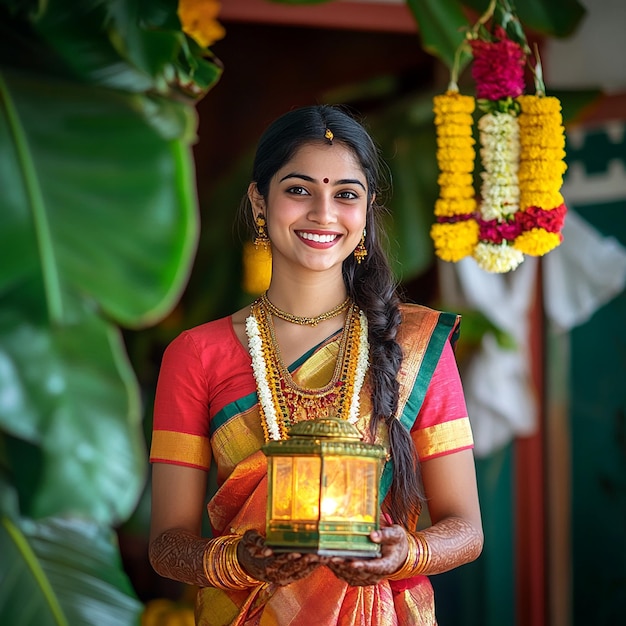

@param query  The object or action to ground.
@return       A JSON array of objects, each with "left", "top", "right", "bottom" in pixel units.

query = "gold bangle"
[
  {"left": 202, "top": 535, "right": 260, "bottom": 590},
  {"left": 388, "top": 531, "right": 431, "bottom": 580}
]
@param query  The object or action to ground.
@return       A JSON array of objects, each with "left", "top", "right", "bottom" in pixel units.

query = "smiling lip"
[{"left": 297, "top": 231, "right": 341, "bottom": 247}]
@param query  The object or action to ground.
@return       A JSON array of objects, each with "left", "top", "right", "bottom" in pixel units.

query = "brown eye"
[
  {"left": 336, "top": 191, "right": 358, "bottom": 200},
  {"left": 287, "top": 186, "right": 309, "bottom": 196}
]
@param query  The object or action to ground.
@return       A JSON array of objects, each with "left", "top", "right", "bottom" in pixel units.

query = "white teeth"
[{"left": 299, "top": 232, "right": 338, "bottom": 243}]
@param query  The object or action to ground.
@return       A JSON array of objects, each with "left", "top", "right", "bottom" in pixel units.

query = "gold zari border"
[
  {"left": 150, "top": 430, "right": 211, "bottom": 469},
  {"left": 414, "top": 417, "right": 474, "bottom": 461}
]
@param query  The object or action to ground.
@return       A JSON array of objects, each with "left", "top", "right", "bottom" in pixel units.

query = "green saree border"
[
  {"left": 209, "top": 335, "right": 335, "bottom": 436},
  {"left": 379, "top": 311, "right": 460, "bottom": 502}
]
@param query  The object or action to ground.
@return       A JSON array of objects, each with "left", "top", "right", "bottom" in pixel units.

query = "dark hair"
[{"left": 243, "top": 105, "right": 424, "bottom": 525}]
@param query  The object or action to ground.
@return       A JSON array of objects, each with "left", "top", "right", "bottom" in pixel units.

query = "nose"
[{"left": 308, "top": 193, "right": 336, "bottom": 225}]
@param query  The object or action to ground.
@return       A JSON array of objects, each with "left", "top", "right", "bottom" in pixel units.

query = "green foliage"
[
  {"left": 405, "top": 0, "right": 586, "bottom": 73},
  {"left": 0, "top": 1, "right": 593, "bottom": 623},
  {"left": 0, "top": 515, "right": 142, "bottom": 625},
  {"left": 0, "top": 0, "right": 221, "bottom": 623}
]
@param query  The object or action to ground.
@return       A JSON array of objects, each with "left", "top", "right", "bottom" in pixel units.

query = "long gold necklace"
[
  {"left": 246, "top": 297, "right": 370, "bottom": 441},
  {"left": 260, "top": 291, "right": 351, "bottom": 327}
]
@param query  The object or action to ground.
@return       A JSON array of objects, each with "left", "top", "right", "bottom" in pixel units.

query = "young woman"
[{"left": 148, "top": 105, "right": 483, "bottom": 625}]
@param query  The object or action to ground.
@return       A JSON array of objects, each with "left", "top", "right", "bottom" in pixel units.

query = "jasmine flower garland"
[
  {"left": 246, "top": 304, "right": 370, "bottom": 442},
  {"left": 430, "top": 1, "right": 568, "bottom": 273},
  {"left": 347, "top": 311, "right": 369, "bottom": 425},
  {"left": 246, "top": 314, "right": 282, "bottom": 441}
]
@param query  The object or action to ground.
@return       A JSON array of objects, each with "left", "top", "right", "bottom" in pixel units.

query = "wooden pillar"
[{"left": 515, "top": 260, "right": 547, "bottom": 626}]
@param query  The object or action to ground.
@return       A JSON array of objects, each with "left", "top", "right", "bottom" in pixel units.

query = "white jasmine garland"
[
  {"left": 347, "top": 311, "right": 370, "bottom": 424},
  {"left": 478, "top": 111, "right": 520, "bottom": 221},
  {"left": 245, "top": 315, "right": 281, "bottom": 440},
  {"left": 473, "top": 241, "right": 524, "bottom": 273},
  {"left": 245, "top": 307, "right": 370, "bottom": 438}
]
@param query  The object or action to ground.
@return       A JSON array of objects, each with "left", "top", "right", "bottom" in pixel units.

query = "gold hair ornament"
[{"left": 324, "top": 128, "right": 334, "bottom": 143}]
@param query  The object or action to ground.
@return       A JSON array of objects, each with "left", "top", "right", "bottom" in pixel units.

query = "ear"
[{"left": 248, "top": 183, "right": 265, "bottom": 217}]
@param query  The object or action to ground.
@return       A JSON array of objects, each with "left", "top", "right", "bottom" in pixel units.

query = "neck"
[{"left": 266, "top": 268, "right": 348, "bottom": 319}]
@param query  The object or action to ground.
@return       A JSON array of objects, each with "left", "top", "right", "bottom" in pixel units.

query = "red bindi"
[{"left": 323, "top": 178, "right": 329, "bottom": 184}]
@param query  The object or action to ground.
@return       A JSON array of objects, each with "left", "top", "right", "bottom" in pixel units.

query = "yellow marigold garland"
[
  {"left": 430, "top": 5, "right": 568, "bottom": 273},
  {"left": 515, "top": 95, "right": 568, "bottom": 256},
  {"left": 432, "top": 91, "right": 479, "bottom": 262}
]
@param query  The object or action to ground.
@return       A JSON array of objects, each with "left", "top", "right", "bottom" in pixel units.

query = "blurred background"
[{"left": 1, "top": 1, "right": 625, "bottom": 625}]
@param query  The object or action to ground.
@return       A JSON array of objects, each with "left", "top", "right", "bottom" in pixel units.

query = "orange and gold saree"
[{"left": 151, "top": 304, "right": 474, "bottom": 626}]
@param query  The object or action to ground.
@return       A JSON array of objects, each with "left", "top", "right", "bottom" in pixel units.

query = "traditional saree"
[{"left": 150, "top": 304, "right": 474, "bottom": 626}]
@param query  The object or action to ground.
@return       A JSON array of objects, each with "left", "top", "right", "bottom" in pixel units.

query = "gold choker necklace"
[
  {"left": 260, "top": 292, "right": 351, "bottom": 327},
  {"left": 247, "top": 299, "right": 369, "bottom": 440}
]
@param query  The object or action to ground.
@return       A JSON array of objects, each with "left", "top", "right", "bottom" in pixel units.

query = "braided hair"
[{"left": 242, "top": 105, "right": 424, "bottom": 525}]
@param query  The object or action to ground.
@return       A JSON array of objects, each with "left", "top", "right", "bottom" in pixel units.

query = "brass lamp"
[{"left": 262, "top": 416, "right": 386, "bottom": 558}]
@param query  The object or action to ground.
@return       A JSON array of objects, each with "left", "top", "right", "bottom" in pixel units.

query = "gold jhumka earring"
[
  {"left": 254, "top": 213, "right": 270, "bottom": 249},
  {"left": 354, "top": 229, "right": 367, "bottom": 264}
]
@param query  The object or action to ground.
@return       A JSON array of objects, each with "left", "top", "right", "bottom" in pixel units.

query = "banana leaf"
[
  {"left": 0, "top": 0, "right": 221, "bottom": 98},
  {"left": 0, "top": 68, "right": 199, "bottom": 522},
  {"left": 405, "top": 0, "right": 586, "bottom": 71},
  {"left": 0, "top": 69, "right": 198, "bottom": 327},
  {"left": 0, "top": 514, "right": 142, "bottom": 626}
]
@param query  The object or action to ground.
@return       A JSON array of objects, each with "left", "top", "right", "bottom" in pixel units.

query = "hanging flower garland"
[
  {"left": 431, "top": 91, "right": 480, "bottom": 262},
  {"left": 431, "top": 0, "right": 568, "bottom": 273}
]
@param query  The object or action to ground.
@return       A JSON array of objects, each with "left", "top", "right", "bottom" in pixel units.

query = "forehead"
[{"left": 278, "top": 142, "right": 365, "bottom": 178}]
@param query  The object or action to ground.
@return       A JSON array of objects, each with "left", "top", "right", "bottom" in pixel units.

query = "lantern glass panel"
[
  {"left": 293, "top": 456, "right": 322, "bottom": 520},
  {"left": 271, "top": 457, "right": 293, "bottom": 520},
  {"left": 321, "top": 457, "right": 378, "bottom": 522}
]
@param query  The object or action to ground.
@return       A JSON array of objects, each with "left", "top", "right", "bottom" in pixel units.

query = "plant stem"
[{"left": 0, "top": 72, "right": 64, "bottom": 324}]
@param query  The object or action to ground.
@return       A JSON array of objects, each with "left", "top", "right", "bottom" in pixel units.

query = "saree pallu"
[
  {"left": 151, "top": 304, "right": 474, "bottom": 626},
  {"left": 197, "top": 450, "right": 438, "bottom": 626}
]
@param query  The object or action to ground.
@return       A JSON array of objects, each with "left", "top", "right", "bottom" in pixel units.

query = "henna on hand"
[
  {"left": 328, "top": 516, "right": 483, "bottom": 586},
  {"left": 149, "top": 528, "right": 211, "bottom": 586},
  {"left": 418, "top": 516, "right": 483, "bottom": 575},
  {"left": 327, "top": 525, "right": 409, "bottom": 587},
  {"left": 238, "top": 529, "right": 328, "bottom": 586}
]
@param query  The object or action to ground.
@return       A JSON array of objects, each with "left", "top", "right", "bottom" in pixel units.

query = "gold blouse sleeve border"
[{"left": 414, "top": 417, "right": 474, "bottom": 461}]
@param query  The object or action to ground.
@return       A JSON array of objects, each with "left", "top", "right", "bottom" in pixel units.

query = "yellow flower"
[
  {"left": 520, "top": 146, "right": 566, "bottom": 161},
  {"left": 438, "top": 172, "right": 473, "bottom": 188},
  {"left": 439, "top": 184, "right": 475, "bottom": 199},
  {"left": 517, "top": 93, "right": 567, "bottom": 216},
  {"left": 517, "top": 113, "right": 563, "bottom": 129},
  {"left": 438, "top": 159, "right": 475, "bottom": 174},
  {"left": 178, "top": 0, "right": 225, "bottom": 48},
  {"left": 437, "top": 146, "right": 476, "bottom": 163},
  {"left": 436, "top": 136, "right": 476, "bottom": 150},
  {"left": 514, "top": 229, "right": 562, "bottom": 256},
  {"left": 434, "top": 112, "right": 474, "bottom": 127},
  {"left": 433, "top": 91, "right": 476, "bottom": 115},
  {"left": 520, "top": 189, "right": 564, "bottom": 211},
  {"left": 517, "top": 95, "right": 562, "bottom": 115},
  {"left": 431, "top": 220, "right": 479, "bottom": 262},
  {"left": 436, "top": 123, "right": 473, "bottom": 137},
  {"left": 434, "top": 198, "right": 477, "bottom": 217},
  {"left": 142, "top": 598, "right": 195, "bottom": 626},
  {"left": 518, "top": 160, "right": 567, "bottom": 179}
]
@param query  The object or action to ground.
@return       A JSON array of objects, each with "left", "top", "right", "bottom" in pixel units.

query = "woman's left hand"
[{"left": 326, "top": 525, "right": 408, "bottom": 587}]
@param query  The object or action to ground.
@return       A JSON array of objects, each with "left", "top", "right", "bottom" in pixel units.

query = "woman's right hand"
[{"left": 237, "top": 529, "right": 327, "bottom": 586}]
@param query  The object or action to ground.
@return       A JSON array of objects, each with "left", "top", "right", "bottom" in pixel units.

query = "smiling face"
[{"left": 250, "top": 141, "right": 369, "bottom": 277}]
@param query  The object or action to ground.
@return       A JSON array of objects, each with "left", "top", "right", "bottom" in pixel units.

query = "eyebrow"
[{"left": 279, "top": 172, "right": 366, "bottom": 191}]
